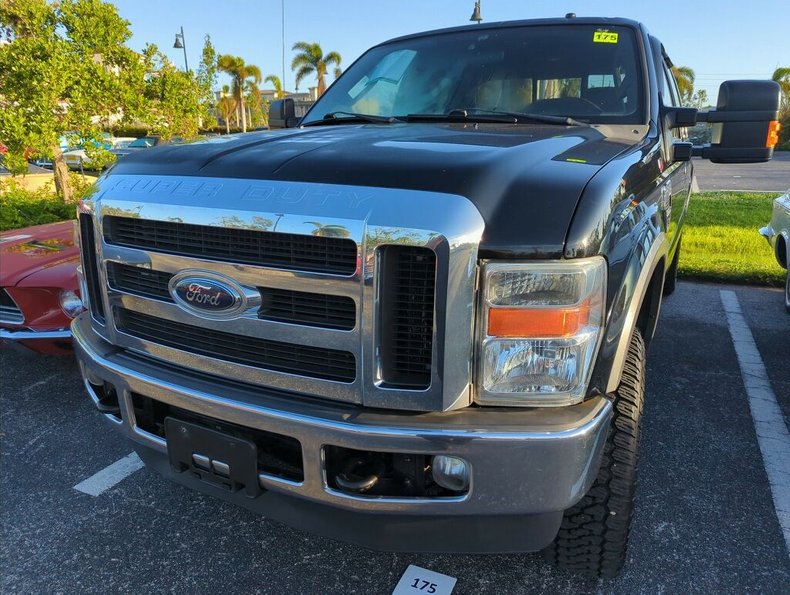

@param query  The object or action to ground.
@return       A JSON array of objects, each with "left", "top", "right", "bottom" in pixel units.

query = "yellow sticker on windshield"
[{"left": 593, "top": 31, "right": 619, "bottom": 44}]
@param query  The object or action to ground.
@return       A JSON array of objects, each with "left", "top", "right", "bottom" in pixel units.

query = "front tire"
[
  {"left": 545, "top": 328, "right": 646, "bottom": 578},
  {"left": 784, "top": 268, "right": 789, "bottom": 314}
]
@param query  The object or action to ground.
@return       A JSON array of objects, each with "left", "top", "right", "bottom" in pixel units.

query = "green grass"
[{"left": 679, "top": 191, "right": 785, "bottom": 286}]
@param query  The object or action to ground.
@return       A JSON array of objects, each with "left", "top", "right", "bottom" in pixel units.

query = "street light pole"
[
  {"left": 470, "top": 1, "right": 482, "bottom": 24},
  {"left": 173, "top": 26, "right": 189, "bottom": 72},
  {"left": 282, "top": 0, "right": 286, "bottom": 93}
]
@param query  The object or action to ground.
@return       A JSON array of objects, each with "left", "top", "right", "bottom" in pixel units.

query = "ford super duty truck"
[{"left": 73, "top": 16, "right": 781, "bottom": 577}]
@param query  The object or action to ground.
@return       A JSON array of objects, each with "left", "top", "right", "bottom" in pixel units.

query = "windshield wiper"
[
  {"left": 302, "top": 111, "right": 399, "bottom": 126},
  {"left": 406, "top": 109, "right": 588, "bottom": 127}
]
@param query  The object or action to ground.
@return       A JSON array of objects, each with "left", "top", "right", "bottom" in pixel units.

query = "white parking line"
[
  {"left": 73, "top": 452, "right": 145, "bottom": 497},
  {"left": 720, "top": 290, "right": 790, "bottom": 557}
]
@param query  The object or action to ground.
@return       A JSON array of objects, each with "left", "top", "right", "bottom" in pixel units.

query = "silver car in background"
[{"left": 760, "top": 189, "right": 790, "bottom": 312}]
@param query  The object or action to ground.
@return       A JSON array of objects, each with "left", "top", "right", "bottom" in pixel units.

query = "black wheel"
[
  {"left": 663, "top": 237, "right": 681, "bottom": 296},
  {"left": 545, "top": 328, "right": 646, "bottom": 578},
  {"left": 784, "top": 268, "right": 789, "bottom": 314}
]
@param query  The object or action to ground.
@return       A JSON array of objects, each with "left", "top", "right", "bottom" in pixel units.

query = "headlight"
[
  {"left": 476, "top": 257, "right": 606, "bottom": 407},
  {"left": 60, "top": 290, "right": 84, "bottom": 318}
]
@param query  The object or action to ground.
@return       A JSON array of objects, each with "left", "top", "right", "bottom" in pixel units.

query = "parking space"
[
  {"left": 1, "top": 281, "right": 789, "bottom": 593},
  {"left": 692, "top": 152, "right": 790, "bottom": 193}
]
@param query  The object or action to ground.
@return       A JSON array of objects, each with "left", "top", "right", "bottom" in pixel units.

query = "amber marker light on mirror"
[{"left": 766, "top": 120, "right": 781, "bottom": 148}]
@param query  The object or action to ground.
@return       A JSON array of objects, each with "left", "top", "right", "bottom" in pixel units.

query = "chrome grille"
[
  {"left": 0, "top": 289, "right": 24, "bottom": 324},
  {"left": 88, "top": 175, "right": 484, "bottom": 411}
]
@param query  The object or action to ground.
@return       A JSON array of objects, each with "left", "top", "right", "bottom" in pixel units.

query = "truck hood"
[
  {"left": 0, "top": 221, "right": 79, "bottom": 287},
  {"left": 110, "top": 123, "right": 645, "bottom": 257}
]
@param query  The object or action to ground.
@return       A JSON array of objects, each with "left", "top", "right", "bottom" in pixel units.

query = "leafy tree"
[
  {"left": 772, "top": 67, "right": 790, "bottom": 115},
  {"left": 141, "top": 44, "right": 204, "bottom": 139},
  {"left": 217, "top": 54, "right": 261, "bottom": 132},
  {"left": 671, "top": 66, "right": 695, "bottom": 105},
  {"left": 217, "top": 85, "right": 237, "bottom": 133},
  {"left": 291, "top": 42, "right": 341, "bottom": 96},
  {"left": 265, "top": 74, "right": 284, "bottom": 98},
  {"left": 196, "top": 34, "right": 218, "bottom": 124},
  {"left": 691, "top": 89, "right": 708, "bottom": 109},
  {"left": 244, "top": 79, "right": 266, "bottom": 129},
  {"left": 0, "top": 0, "right": 149, "bottom": 201}
]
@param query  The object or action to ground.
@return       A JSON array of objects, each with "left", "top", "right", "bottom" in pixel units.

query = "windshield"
[{"left": 303, "top": 24, "right": 644, "bottom": 125}]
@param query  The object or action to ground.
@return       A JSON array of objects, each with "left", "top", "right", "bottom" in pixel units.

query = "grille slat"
[
  {"left": 106, "top": 263, "right": 172, "bottom": 301},
  {"left": 0, "top": 290, "right": 24, "bottom": 324},
  {"left": 106, "top": 262, "right": 356, "bottom": 330},
  {"left": 79, "top": 214, "right": 105, "bottom": 323},
  {"left": 104, "top": 216, "right": 357, "bottom": 275},
  {"left": 378, "top": 246, "right": 436, "bottom": 389},
  {"left": 115, "top": 309, "right": 355, "bottom": 382}
]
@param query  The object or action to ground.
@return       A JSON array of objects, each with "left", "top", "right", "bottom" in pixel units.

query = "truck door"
[{"left": 656, "top": 48, "right": 692, "bottom": 255}]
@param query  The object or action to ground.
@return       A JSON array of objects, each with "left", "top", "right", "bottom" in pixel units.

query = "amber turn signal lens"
[
  {"left": 487, "top": 302, "right": 591, "bottom": 338},
  {"left": 766, "top": 120, "right": 781, "bottom": 148}
]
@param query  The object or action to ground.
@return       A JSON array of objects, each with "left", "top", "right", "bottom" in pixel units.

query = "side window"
[
  {"left": 661, "top": 61, "right": 680, "bottom": 107},
  {"left": 662, "top": 62, "right": 680, "bottom": 107}
]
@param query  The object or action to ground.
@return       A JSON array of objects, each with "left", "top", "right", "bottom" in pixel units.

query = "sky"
[{"left": 110, "top": 0, "right": 790, "bottom": 102}]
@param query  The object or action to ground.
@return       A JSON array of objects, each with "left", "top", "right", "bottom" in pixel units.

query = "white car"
[
  {"left": 759, "top": 189, "right": 790, "bottom": 312},
  {"left": 63, "top": 136, "right": 135, "bottom": 170}
]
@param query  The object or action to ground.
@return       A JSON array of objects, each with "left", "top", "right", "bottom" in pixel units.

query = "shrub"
[
  {"left": 109, "top": 125, "right": 154, "bottom": 138},
  {"left": 777, "top": 112, "right": 790, "bottom": 151},
  {"left": 0, "top": 173, "right": 93, "bottom": 231}
]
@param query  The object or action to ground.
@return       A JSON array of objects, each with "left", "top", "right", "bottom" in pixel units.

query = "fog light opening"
[{"left": 431, "top": 455, "right": 470, "bottom": 492}]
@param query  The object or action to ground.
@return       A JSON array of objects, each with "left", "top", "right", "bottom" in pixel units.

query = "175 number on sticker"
[
  {"left": 593, "top": 31, "right": 619, "bottom": 43},
  {"left": 392, "top": 565, "right": 457, "bottom": 595}
]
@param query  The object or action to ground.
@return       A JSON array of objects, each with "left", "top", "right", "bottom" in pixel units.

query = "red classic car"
[{"left": 0, "top": 221, "right": 82, "bottom": 354}]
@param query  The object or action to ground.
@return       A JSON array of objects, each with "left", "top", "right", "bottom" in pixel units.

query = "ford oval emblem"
[{"left": 168, "top": 271, "right": 248, "bottom": 319}]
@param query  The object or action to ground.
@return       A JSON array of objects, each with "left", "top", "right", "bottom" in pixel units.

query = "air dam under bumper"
[{"left": 72, "top": 313, "right": 612, "bottom": 553}]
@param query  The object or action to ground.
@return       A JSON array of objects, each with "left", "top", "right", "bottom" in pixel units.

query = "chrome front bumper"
[{"left": 73, "top": 313, "right": 612, "bottom": 552}]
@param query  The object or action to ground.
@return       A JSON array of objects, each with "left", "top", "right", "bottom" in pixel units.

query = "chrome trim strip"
[
  {"left": 102, "top": 247, "right": 362, "bottom": 299},
  {"left": 0, "top": 328, "right": 71, "bottom": 341}
]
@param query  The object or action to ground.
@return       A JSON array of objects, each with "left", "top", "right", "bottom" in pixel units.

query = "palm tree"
[
  {"left": 217, "top": 54, "right": 262, "bottom": 132},
  {"left": 245, "top": 79, "right": 263, "bottom": 128},
  {"left": 772, "top": 67, "right": 790, "bottom": 114},
  {"left": 264, "top": 74, "right": 284, "bottom": 99},
  {"left": 217, "top": 85, "right": 237, "bottom": 134},
  {"left": 671, "top": 66, "right": 695, "bottom": 106},
  {"left": 291, "top": 42, "right": 341, "bottom": 96}
]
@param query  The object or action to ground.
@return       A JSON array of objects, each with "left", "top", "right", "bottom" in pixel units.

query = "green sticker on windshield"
[{"left": 593, "top": 31, "right": 619, "bottom": 44}]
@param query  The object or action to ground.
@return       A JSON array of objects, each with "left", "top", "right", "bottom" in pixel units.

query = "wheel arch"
[
  {"left": 776, "top": 231, "right": 788, "bottom": 269},
  {"left": 604, "top": 232, "right": 668, "bottom": 394}
]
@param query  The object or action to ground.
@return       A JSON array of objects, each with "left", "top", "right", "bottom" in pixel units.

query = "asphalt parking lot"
[
  {"left": 1, "top": 281, "right": 788, "bottom": 594},
  {"left": 693, "top": 151, "right": 790, "bottom": 192}
]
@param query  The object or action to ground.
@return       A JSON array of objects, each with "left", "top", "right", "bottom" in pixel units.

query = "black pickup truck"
[{"left": 73, "top": 16, "right": 780, "bottom": 577}]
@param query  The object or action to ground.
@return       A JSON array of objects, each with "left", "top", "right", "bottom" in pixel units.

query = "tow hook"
[{"left": 334, "top": 456, "right": 385, "bottom": 493}]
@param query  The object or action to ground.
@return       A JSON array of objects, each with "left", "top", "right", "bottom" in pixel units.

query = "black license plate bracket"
[{"left": 165, "top": 417, "right": 261, "bottom": 498}]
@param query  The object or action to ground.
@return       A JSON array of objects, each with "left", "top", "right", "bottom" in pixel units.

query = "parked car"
[
  {"left": 64, "top": 136, "right": 135, "bottom": 170},
  {"left": 110, "top": 135, "right": 162, "bottom": 159},
  {"left": 760, "top": 189, "right": 790, "bottom": 312},
  {"left": 1, "top": 221, "right": 82, "bottom": 354}
]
